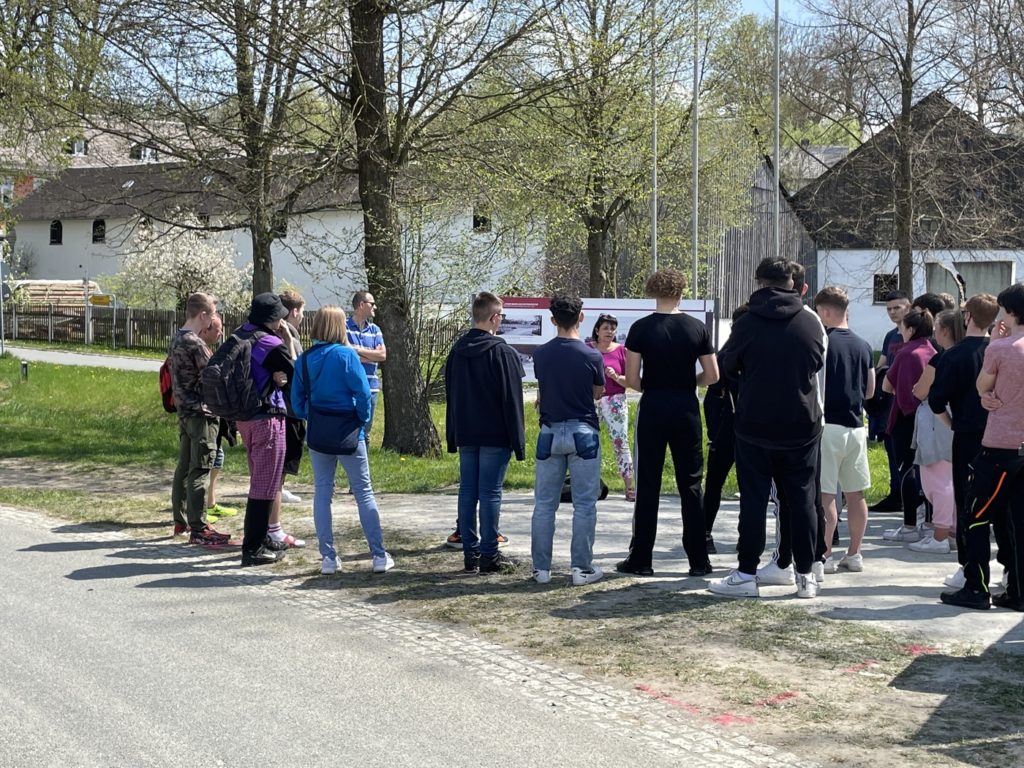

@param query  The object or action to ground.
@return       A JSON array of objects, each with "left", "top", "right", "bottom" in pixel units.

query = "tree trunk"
[
  {"left": 896, "top": 3, "right": 916, "bottom": 296},
  {"left": 251, "top": 227, "right": 274, "bottom": 294},
  {"left": 349, "top": 0, "right": 440, "bottom": 457},
  {"left": 586, "top": 224, "right": 607, "bottom": 297}
]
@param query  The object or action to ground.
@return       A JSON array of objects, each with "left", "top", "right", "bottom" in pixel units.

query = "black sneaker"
[
  {"left": 992, "top": 592, "right": 1024, "bottom": 612},
  {"left": 940, "top": 587, "right": 990, "bottom": 610},
  {"left": 705, "top": 534, "right": 717, "bottom": 555},
  {"left": 241, "top": 546, "right": 285, "bottom": 567},
  {"left": 263, "top": 535, "right": 289, "bottom": 552},
  {"left": 615, "top": 559, "right": 654, "bottom": 576},
  {"left": 479, "top": 552, "right": 518, "bottom": 574},
  {"left": 688, "top": 562, "right": 714, "bottom": 577},
  {"left": 868, "top": 494, "right": 902, "bottom": 513},
  {"left": 463, "top": 552, "right": 480, "bottom": 573}
]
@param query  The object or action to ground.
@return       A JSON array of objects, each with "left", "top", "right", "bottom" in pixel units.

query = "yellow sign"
[{"left": 88, "top": 294, "right": 112, "bottom": 306}]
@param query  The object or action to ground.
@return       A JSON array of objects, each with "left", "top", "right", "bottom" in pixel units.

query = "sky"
[{"left": 738, "top": 0, "right": 807, "bottom": 20}]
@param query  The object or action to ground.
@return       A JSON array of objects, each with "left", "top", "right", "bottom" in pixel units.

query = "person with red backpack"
[{"left": 168, "top": 292, "right": 231, "bottom": 545}]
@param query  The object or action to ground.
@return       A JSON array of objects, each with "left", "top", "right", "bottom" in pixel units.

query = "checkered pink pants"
[{"left": 238, "top": 416, "right": 286, "bottom": 500}]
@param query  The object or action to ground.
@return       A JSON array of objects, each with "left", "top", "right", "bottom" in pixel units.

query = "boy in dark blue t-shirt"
[{"left": 530, "top": 294, "right": 605, "bottom": 587}]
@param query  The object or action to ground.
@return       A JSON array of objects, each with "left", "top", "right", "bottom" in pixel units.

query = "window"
[
  {"left": 129, "top": 143, "right": 159, "bottom": 162},
  {"left": 92, "top": 219, "right": 106, "bottom": 244},
  {"left": 472, "top": 208, "right": 492, "bottom": 233},
  {"left": 49, "top": 220, "right": 63, "bottom": 245},
  {"left": 872, "top": 273, "right": 899, "bottom": 303},
  {"left": 63, "top": 138, "right": 89, "bottom": 157},
  {"left": 919, "top": 217, "right": 939, "bottom": 237},
  {"left": 873, "top": 214, "right": 895, "bottom": 242}
]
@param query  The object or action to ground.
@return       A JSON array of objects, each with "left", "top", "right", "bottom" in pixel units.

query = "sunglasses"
[{"left": 597, "top": 313, "right": 618, "bottom": 324}]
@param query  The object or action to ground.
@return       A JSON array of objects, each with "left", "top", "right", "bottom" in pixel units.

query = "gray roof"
[
  {"left": 13, "top": 158, "right": 360, "bottom": 222},
  {"left": 780, "top": 145, "right": 850, "bottom": 189}
]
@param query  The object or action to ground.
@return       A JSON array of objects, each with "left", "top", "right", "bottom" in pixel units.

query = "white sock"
[{"left": 268, "top": 523, "right": 285, "bottom": 543}]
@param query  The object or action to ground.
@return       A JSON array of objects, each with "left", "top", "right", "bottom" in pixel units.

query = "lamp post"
[
  {"left": 691, "top": 0, "right": 700, "bottom": 298},
  {"left": 650, "top": 0, "right": 658, "bottom": 275}
]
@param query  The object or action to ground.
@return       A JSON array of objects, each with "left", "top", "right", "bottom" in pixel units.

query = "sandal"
[{"left": 625, "top": 490, "right": 636, "bottom": 502}]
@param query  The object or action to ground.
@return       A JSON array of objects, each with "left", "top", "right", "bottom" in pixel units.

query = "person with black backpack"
[
  {"left": 168, "top": 292, "right": 231, "bottom": 546},
  {"left": 210, "top": 293, "right": 295, "bottom": 567}
]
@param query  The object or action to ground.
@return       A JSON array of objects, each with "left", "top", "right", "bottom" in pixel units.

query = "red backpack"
[{"left": 159, "top": 356, "right": 176, "bottom": 413}]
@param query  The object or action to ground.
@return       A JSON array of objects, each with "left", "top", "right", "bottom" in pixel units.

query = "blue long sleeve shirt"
[{"left": 291, "top": 342, "right": 372, "bottom": 438}]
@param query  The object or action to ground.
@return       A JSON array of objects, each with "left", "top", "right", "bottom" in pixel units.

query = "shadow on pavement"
[{"left": 890, "top": 620, "right": 1024, "bottom": 765}]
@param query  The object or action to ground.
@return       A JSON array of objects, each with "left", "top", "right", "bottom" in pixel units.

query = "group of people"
[
  {"left": 447, "top": 261, "right": 1024, "bottom": 609},
  {"left": 168, "top": 289, "right": 391, "bottom": 571},
  {"left": 168, "top": 263, "right": 1024, "bottom": 611}
]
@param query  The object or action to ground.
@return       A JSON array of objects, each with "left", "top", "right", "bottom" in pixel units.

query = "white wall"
[
  {"left": 15, "top": 205, "right": 544, "bottom": 308},
  {"left": 818, "top": 247, "right": 1024, "bottom": 350}
]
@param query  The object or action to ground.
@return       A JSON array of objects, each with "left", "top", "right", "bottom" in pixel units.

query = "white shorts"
[{"left": 820, "top": 423, "right": 871, "bottom": 493}]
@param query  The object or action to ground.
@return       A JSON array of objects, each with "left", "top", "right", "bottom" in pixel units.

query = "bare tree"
[{"left": 795, "top": 0, "right": 964, "bottom": 290}]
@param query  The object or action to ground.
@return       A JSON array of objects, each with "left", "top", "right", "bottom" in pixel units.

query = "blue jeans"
[
  {"left": 309, "top": 442, "right": 385, "bottom": 560},
  {"left": 531, "top": 420, "right": 601, "bottom": 571},
  {"left": 366, "top": 391, "right": 379, "bottom": 435},
  {"left": 458, "top": 446, "right": 512, "bottom": 558}
]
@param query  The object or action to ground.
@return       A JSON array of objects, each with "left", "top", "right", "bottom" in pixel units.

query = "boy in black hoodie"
[
  {"left": 444, "top": 292, "right": 526, "bottom": 573},
  {"left": 709, "top": 258, "right": 826, "bottom": 599}
]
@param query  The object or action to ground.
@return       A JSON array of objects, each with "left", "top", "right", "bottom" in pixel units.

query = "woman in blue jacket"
[{"left": 291, "top": 306, "right": 393, "bottom": 575}]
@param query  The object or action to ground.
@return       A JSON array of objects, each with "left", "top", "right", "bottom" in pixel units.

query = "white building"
[
  {"left": 10, "top": 160, "right": 542, "bottom": 308},
  {"left": 790, "top": 93, "right": 1024, "bottom": 349}
]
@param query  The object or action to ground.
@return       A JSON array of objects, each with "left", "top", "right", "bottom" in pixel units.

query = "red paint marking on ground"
[
  {"left": 902, "top": 644, "right": 939, "bottom": 656},
  {"left": 843, "top": 661, "right": 879, "bottom": 674},
  {"left": 756, "top": 691, "right": 800, "bottom": 707},
  {"left": 635, "top": 684, "right": 702, "bottom": 715},
  {"left": 710, "top": 713, "right": 756, "bottom": 726}
]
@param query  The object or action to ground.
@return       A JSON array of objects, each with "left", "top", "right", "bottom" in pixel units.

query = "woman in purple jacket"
[
  {"left": 237, "top": 293, "right": 295, "bottom": 567},
  {"left": 882, "top": 308, "right": 936, "bottom": 542}
]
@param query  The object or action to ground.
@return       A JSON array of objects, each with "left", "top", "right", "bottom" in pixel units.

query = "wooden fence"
[{"left": 0, "top": 303, "right": 468, "bottom": 360}]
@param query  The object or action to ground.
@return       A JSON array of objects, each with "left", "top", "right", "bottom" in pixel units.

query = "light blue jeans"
[
  {"left": 458, "top": 446, "right": 512, "bottom": 559},
  {"left": 309, "top": 442, "right": 385, "bottom": 560},
  {"left": 531, "top": 420, "right": 601, "bottom": 571}
]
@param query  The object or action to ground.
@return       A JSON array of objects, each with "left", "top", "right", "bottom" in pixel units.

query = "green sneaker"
[
  {"left": 205, "top": 512, "right": 219, "bottom": 523},
  {"left": 207, "top": 504, "right": 239, "bottom": 518}
]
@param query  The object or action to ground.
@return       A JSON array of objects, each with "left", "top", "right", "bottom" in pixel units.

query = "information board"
[{"left": 499, "top": 296, "right": 717, "bottom": 382}]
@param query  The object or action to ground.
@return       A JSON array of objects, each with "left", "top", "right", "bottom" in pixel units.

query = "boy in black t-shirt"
[
  {"left": 813, "top": 287, "right": 875, "bottom": 573},
  {"left": 530, "top": 294, "right": 606, "bottom": 586},
  {"left": 617, "top": 269, "right": 718, "bottom": 578}
]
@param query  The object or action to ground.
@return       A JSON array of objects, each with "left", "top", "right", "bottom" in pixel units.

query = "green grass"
[{"left": 0, "top": 356, "right": 894, "bottom": 499}]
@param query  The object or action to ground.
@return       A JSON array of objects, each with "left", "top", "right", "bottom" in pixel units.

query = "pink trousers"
[{"left": 920, "top": 460, "right": 956, "bottom": 532}]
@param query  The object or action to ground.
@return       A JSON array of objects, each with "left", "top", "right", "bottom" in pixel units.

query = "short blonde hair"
[{"left": 310, "top": 306, "right": 348, "bottom": 344}]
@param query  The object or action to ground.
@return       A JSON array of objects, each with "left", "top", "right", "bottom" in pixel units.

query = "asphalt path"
[
  {"left": 4, "top": 345, "right": 162, "bottom": 372},
  {"left": 1, "top": 505, "right": 809, "bottom": 768}
]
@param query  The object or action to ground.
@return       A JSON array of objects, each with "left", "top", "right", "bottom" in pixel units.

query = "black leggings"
[
  {"left": 703, "top": 409, "right": 735, "bottom": 535},
  {"left": 890, "top": 411, "right": 926, "bottom": 527}
]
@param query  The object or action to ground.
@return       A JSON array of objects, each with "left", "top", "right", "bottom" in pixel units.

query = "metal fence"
[{"left": 0, "top": 303, "right": 467, "bottom": 360}]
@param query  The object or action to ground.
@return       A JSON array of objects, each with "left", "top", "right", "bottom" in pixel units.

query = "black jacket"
[
  {"left": 720, "top": 287, "right": 825, "bottom": 448},
  {"left": 444, "top": 329, "right": 527, "bottom": 460}
]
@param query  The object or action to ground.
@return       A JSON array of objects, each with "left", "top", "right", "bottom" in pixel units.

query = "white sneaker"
[
  {"left": 532, "top": 569, "right": 551, "bottom": 584},
  {"left": 883, "top": 526, "right": 921, "bottom": 542},
  {"left": 372, "top": 553, "right": 395, "bottom": 573},
  {"left": 838, "top": 552, "right": 864, "bottom": 572},
  {"left": 571, "top": 566, "right": 605, "bottom": 586},
  {"left": 321, "top": 556, "right": 341, "bottom": 575},
  {"left": 709, "top": 570, "right": 759, "bottom": 598},
  {"left": 756, "top": 560, "right": 795, "bottom": 586},
  {"left": 943, "top": 566, "right": 966, "bottom": 589},
  {"left": 811, "top": 560, "right": 825, "bottom": 583},
  {"left": 823, "top": 556, "right": 838, "bottom": 574},
  {"left": 281, "top": 488, "right": 302, "bottom": 504},
  {"left": 796, "top": 572, "right": 818, "bottom": 599},
  {"left": 907, "top": 536, "right": 951, "bottom": 554}
]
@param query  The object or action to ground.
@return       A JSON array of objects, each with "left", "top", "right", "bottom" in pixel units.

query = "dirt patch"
[{"left": 3, "top": 459, "right": 1024, "bottom": 767}]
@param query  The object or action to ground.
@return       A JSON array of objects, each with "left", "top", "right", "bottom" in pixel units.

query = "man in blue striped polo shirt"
[{"left": 347, "top": 290, "right": 387, "bottom": 433}]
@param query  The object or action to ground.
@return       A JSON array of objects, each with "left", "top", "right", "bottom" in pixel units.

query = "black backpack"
[{"left": 202, "top": 328, "right": 270, "bottom": 421}]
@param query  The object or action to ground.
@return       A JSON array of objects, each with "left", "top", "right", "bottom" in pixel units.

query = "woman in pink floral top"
[{"left": 589, "top": 314, "right": 635, "bottom": 500}]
